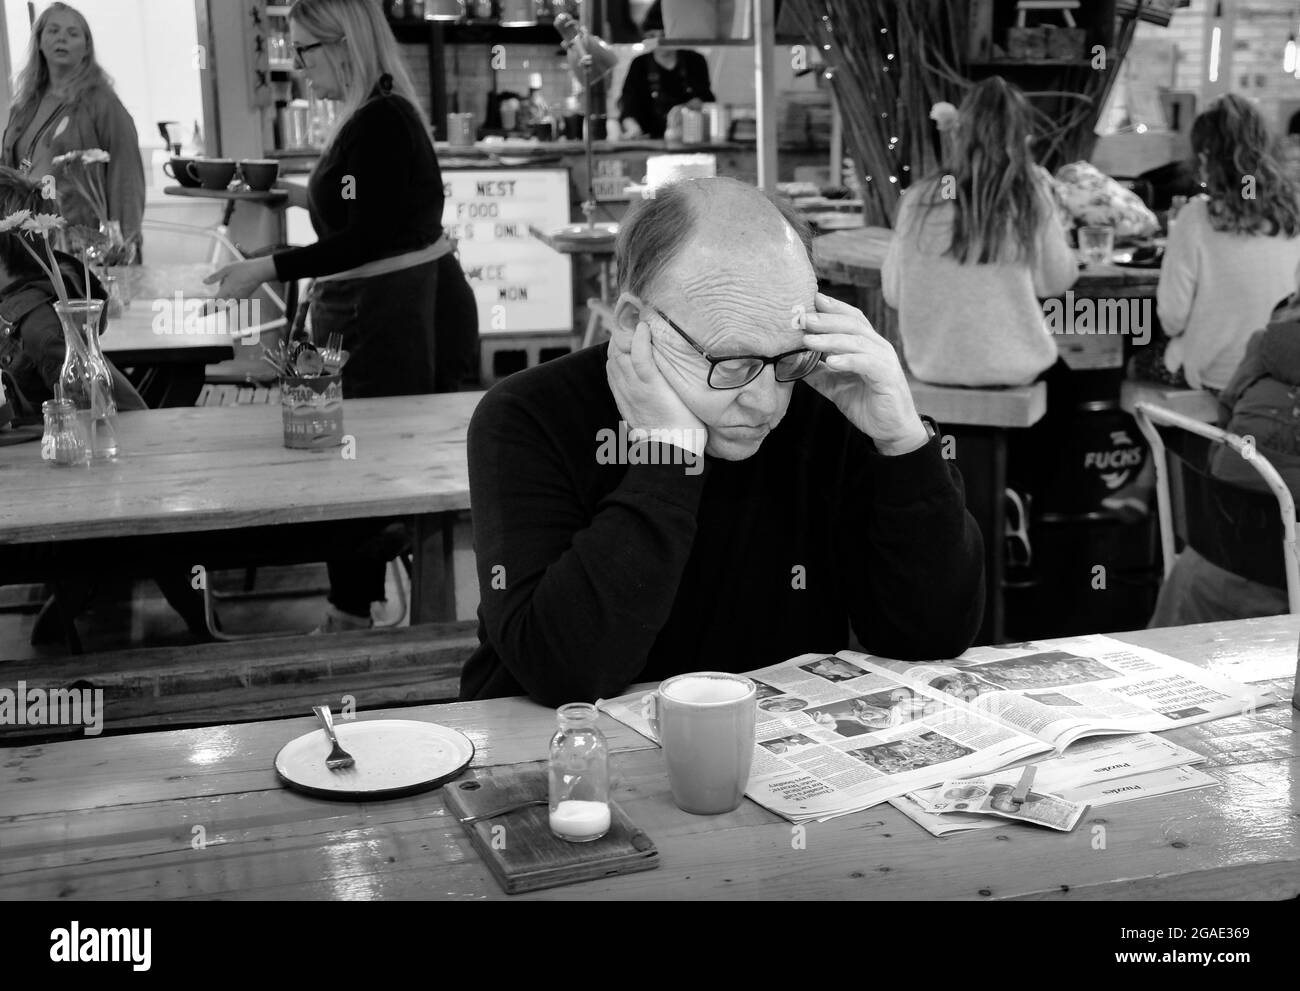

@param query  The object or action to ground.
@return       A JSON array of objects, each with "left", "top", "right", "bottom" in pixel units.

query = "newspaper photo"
[
  {"left": 891, "top": 732, "right": 1215, "bottom": 836},
  {"left": 911, "top": 776, "right": 1091, "bottom": 831},
  {"left": 597, "top": 634, "right": 1270, "bottom": 824}
]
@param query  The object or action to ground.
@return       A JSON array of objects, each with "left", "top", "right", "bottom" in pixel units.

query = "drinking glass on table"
[{"left": 1079, "top": 225, "right": 1115, "bottom": 268}]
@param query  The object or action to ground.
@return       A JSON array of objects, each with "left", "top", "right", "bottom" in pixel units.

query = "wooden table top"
[
  {"left": 814, "top": 227, "right": 1162, "bottom": 293},
  {"left": 1120, "top": 379, "right": 1221, "bottom": 424},
  {"left": 100, "top": 263, "right": 236, "bottom": 362},
  {"left": 0, "top": 393, "right": 481, "bottom": 544},
  {"left": 2, "top": 617, "right": 1294, "bottom": 901}
]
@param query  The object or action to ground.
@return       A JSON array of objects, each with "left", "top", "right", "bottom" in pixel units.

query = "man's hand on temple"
[
  {"left": 607, "top": 319, "right": 708, "bottom": 456},
  {"left": 801, "top": 292, "right": 929, "bottom": 456}
]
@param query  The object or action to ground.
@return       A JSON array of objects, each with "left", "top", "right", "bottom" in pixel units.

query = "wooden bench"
[{"left": 0, "top": 620, "right": 479, "bottom": 741}]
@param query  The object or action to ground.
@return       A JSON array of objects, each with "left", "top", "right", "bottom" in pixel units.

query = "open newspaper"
[{"left": 599, "top": 633, "right": 1273, "bottom": 823}]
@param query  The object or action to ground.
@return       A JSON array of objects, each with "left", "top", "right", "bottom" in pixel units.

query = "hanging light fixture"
[
  {"left": 425, "top": 0, "right": 463, "bottom": 20},
  {"left": 1286, "top": 34, "right": 1297, "bottom": 74},
  {"left": 499, "top": 0, "right": 538, "bottom": 26}
]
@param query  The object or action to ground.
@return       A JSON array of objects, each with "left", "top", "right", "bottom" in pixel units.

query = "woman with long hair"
[
  {"left": 209, "top": 0, "right": 480, "bottom": 632},
  {"left": 1, "top": 2, "right": 145, "bottom": 259},
  {"left": 1144, "top": 94, "right": 1300, "bottom": 391},
  {"left": 882, "top": 76, "right": 1077, "bottom": 386}
]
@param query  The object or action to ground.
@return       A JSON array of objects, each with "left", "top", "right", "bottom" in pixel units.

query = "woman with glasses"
[
  {"left": 460, "top": 177, "right": 984, "bottom": 705},
  {"left": 209, "top": 0, "right": 479, "bottom": 633},
  {"left": 1, "top": 3, "right": 146, "bottom": 261}
]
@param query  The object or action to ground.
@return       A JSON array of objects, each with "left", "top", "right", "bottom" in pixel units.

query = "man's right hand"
[{"left": 606, "top": 319, "right": 707, "bottom": 456}]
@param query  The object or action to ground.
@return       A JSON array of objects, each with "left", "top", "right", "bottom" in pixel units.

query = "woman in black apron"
[{"left": 210, "top": 0, "right": 479, "bottom": 631}]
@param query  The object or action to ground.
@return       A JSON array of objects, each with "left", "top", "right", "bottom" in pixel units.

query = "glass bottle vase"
[{"left": 54, "top": 299, "right": 118, "bottom": 460}]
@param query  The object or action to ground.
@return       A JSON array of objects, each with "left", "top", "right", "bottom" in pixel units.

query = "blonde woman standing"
[
  {"left": 1, "top": 2, "right": 145, "bottom": 258},
  {"left": 209, "top": 0, "right": 480, "bottom": 632}
]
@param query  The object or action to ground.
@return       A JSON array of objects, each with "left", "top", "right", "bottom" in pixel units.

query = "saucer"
[{"left": 275, "top": 719, "right": 474, "bottom": 800}]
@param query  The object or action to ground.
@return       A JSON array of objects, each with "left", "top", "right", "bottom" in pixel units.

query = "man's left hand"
[{"left": 801, "top": 292, "right": 929, "bottom": 456}]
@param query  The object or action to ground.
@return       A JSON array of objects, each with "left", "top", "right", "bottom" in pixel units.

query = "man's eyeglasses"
[
  {"left": 293, "top": 41, "right": 326, "bottom": 69},
  {"left": 649, "top": 306, "right": 823, "bottom": 390}
]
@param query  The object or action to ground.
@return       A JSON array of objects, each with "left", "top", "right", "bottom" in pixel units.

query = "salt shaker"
[
  {"left": 41, "top": 398, "right": 90, "bottom": 467},
  {"left": 548, "top": 702, "right": 611, "bottom": 842}
]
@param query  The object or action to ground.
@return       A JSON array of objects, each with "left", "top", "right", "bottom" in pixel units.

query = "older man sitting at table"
[{"left": 461, "top": 177, "right": 985, "bottom": 705}]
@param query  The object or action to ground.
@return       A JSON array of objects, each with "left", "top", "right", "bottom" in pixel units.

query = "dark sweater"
[
  {"left": 273, "top": 89, "right": 444, "bottom": 282},
  {"left": 618, "top": 51, "right": 715, "bottom": 139},
  {"left": 460, "top": 345, "right": 985, "bottom": 706}
]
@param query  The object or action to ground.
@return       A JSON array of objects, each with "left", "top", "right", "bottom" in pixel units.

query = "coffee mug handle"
[
  {"left": 185, "top": 161, "right": 200, "bottom": 182},
  {"left": 640, "top": 693, "right": 660, "bottom": 743},
  {"left": 163, "top": 161, "right": 175, "bottom": 180}
]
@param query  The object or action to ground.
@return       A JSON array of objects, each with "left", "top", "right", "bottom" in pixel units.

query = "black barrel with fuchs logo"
[
  {"left": 1005, "top": 395, "right": 1161, "bottom": 640},
  {"left": 1034, "top": 400, "right": 1149, "bottom": 517}
]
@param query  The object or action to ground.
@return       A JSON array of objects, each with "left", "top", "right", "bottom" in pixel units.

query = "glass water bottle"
[
  {"left": 54, "top": 299, "right": 118, "bottom": 460},
  {"left": 548, "top": 702, "right": 610, "bottom": 842}
]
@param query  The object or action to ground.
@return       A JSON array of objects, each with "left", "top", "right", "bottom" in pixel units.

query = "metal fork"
[
  {"left": 322, "top": 332, "right": 343, "bottom": 373},
  {"left": 312, "top": 705, "right": 355, "bottom": 770}
]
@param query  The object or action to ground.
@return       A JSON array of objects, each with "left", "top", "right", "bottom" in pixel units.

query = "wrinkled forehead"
[{"left": 659, "top": 232, "right": 817, "bottom": 351}]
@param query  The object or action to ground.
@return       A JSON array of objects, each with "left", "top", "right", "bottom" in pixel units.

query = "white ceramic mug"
[{"left": 642, "top": 671, "right": 757, "bottom": 815}]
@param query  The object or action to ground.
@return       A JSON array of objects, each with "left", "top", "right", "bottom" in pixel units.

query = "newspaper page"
[
  {"left": 891, "top": 733, "right": 1214, "bottom": 836},
  {"left": 850, "top": 633, "right": 1275, "bottom": 753},
  {"left": 599, "top": 652, "right": 1054, "bottom": 822}
]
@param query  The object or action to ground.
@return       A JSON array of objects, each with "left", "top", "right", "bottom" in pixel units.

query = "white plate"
[{"left": 274, "top": 719, "right": 474, "bottom": 800}]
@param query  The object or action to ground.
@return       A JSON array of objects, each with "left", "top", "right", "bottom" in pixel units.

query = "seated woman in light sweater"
[
  {"left": 1141, "top": 94, "right": 1300, "bottom": 392},
  {"left": 882, "top": 76, "right": 1077, "bottom": 387}
]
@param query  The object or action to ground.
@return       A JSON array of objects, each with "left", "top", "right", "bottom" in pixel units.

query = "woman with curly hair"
[{"left": 1144, "top": 94, "right": 1300, "bottom": 391}]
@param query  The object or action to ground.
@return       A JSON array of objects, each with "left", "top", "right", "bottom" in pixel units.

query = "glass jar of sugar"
[{"left": 548, "top": 702, "right": 611, "bottom": 843}]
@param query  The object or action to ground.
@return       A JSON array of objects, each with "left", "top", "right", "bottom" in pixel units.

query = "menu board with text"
[{"left": 441, "top": 169, "right": 574, "bottom": 335}]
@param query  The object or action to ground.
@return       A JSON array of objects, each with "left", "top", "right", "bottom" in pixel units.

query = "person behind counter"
[
  {"left": 882, "top": 76, "right": 1078, "bottom": 387},
  {"left": 618, "top": 1, "right": 715, "bottom": 140},
  {"left": 1, "top": 2, "right": 145, "bottom": 262},
  {"left": 209, "top": 0, "right": 480, "bottom": 633},
  {"left": 460, "top": 177, "right": 985, "bottom": 705}
]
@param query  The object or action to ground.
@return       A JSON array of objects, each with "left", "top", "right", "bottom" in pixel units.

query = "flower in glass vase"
[
  {"left": 0, "top": 209, "right": 119, "bottom": 459},
  {"left": 51, "top": 149, "right": 133, "bottom": 264}
]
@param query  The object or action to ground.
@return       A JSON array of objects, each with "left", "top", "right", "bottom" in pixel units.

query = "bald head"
[{"left": 616, "top": 177, "right": 814, "bottom": 304}]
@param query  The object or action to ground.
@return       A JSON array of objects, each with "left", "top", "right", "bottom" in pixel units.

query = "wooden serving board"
[{"left": 444, "top": 762, "right": 659, "bottom": 894}]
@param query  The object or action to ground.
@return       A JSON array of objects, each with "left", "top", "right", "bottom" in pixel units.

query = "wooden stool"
[{"left": 1016, "top": 1, "right": 1078, "bottom": 27}]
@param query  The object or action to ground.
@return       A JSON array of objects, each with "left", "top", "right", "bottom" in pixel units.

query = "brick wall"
[{"left": 400, "top": 41, "right": 434, "bottom": 121}]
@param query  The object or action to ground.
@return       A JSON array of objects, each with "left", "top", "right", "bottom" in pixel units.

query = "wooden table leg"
[
  {"left": 411, "top": 512, "right": 456, "bottom": 624},
  {"left": 947, "top": 425, "right": 1007, "bottom": 646}
]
